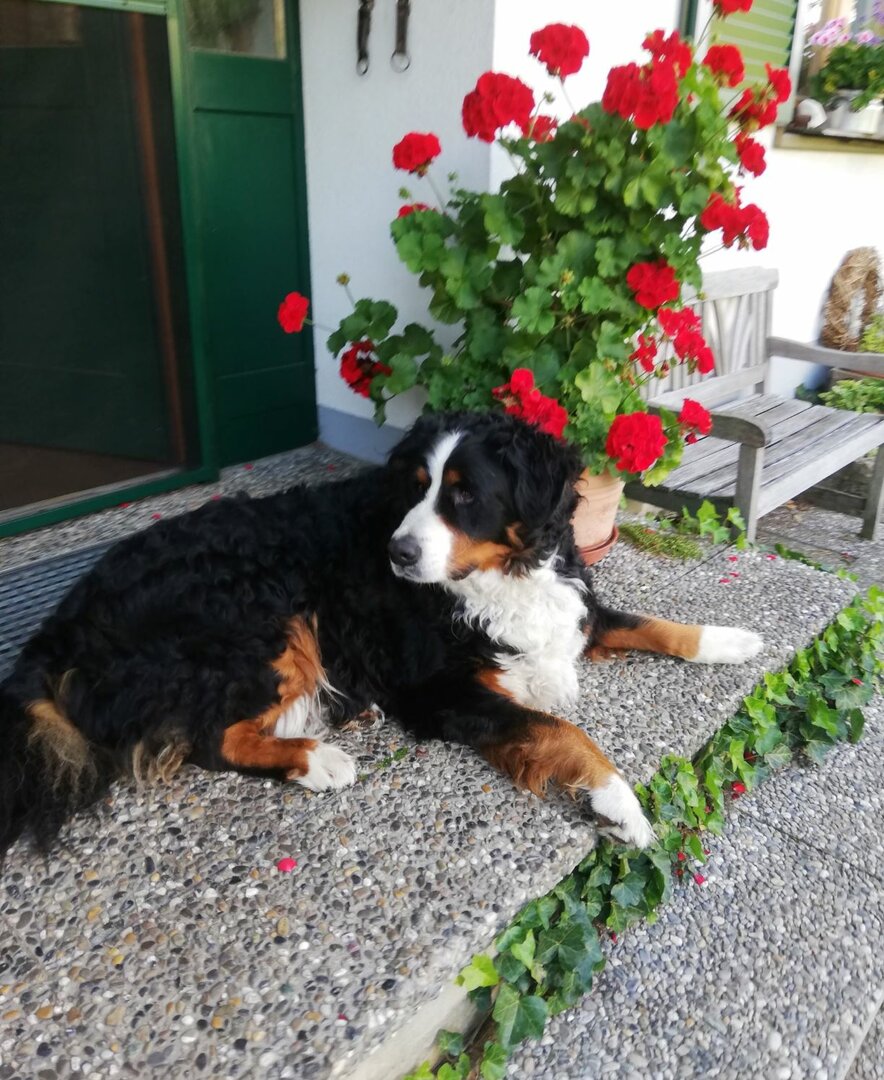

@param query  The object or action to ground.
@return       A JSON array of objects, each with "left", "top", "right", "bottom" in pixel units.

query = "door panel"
[
  {"left": 174, "top": 0, "right": 316, "bottom": 466},
  {"left": 0, "top": 4, "right": 182, "bottom": 462}
]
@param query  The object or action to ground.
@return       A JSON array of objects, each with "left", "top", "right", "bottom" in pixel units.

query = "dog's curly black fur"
[{"left": 1, "top": 411, "right": 691, "bottom": 858}]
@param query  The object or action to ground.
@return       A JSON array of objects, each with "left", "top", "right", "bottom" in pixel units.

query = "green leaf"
[
  {"left": 480, "top": 1041, "right": 509, "bottom": 1080},
  {"left": 509, "top": 929, "right": 536, "bottom": 971},
  {"left": 804, "top": 739, "right": 831, "bottom": 765},
  {"left": 492, "top": 984, "right": 548, "bottom": 1050},
  {"left": 847, "top": 707, "right": 865, "bottom": 744},
  {"left": 405, "top": 1062, "right": 436, "bottom": 1080},
  {"left": 611, "top": 870, "right": 647, "bottom": 909},
  {"left": 483, "top": 193, "right": 525, "bottom": 247},
  {"left": 511, "top": 286, "right": 555, "bottom": 335},
  {"left": 437, "top": 1055, "right": 471, "bottom": 1080},
  {"left": 437, "top": 1030, "right": 465, "bottom": 1059},
  {"left": 573, "top": 362, "right": 622, "bottom": 418},
  {"left": 495, "top": 950, "right": 527, "bottom": 985},
  {"left": 763, "top": 743, "right": 792, "bottom": 769},
  {"left": 457, "top": 954, "right": 500, "bottom": 991},
  {"left": 661, "top": 119, "right": 695, "bottom": 167}
]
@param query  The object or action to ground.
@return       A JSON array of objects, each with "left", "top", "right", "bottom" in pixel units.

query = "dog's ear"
[
  {"left": 498, "top": 421, "right": 584, "bottom": 551},
  {"left": 386, "top": 412, "right": 448, "bottom": 472}
]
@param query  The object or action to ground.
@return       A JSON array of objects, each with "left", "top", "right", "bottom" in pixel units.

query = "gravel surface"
[
  {"left": 848, "top": 1005, "right": 884, "bottom": 1080},
  {"left": 511, "top": 698, "right": 884, "bottom": 1080},
  {"left": 0, "top": 540, "right": 853, "bottom": 1079},
  {"left": 0, "top": 444, "right": 365, "bottom": 573}
]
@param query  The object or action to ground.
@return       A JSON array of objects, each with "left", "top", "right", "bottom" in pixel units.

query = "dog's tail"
[{"left": 0, "top": 679, "right": 109, "bottom": 860}]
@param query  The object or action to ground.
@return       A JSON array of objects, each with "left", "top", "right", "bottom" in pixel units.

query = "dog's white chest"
[{"left": 452, "top": 564, "right": 586, "bottom": 712}]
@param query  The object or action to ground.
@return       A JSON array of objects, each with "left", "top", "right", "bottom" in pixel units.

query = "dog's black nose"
[{"left": 389, "top": 535, "right": 421, "bottom": 568}]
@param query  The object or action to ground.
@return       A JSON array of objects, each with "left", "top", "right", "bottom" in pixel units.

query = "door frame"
[{"left": 0, "top": 0, "right": 314, "bottom": 538}]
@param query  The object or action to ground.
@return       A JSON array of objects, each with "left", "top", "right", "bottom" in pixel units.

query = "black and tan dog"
[{"left": 0, "top": 411, "right": 762, "bottom": 857}]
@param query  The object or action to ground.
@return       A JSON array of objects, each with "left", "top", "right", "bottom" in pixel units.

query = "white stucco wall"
[
  {"left": 299, "top": 0, "right": 884, "bottom": 456},
  {"left": 298, "top": 0, "right": 495, "bottom": 448}
]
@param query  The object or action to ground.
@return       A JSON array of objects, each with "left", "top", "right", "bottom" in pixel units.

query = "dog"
[{"left": 0, "top": 411, "right": 763, "bottom": 858}]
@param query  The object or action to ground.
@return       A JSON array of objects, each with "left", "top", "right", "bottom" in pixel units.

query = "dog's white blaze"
[
  {"left": 297, "top": 742, "right": 357, "bottom": 791},
  {"left": 391, "top": 431, "right": 462, "bottom": 583},
  {"left": 591, "top": 774, "right": 657, "bottom": 849},
  {"left": 693, "top": 625, "right": 763, "bottom": 664},
  {"left": 450, "top": 558, "right": 586, "bottom": 711}
]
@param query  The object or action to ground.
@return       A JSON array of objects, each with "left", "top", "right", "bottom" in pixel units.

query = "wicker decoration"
[{"left": 820, "top": 247, "right": 882, "bottom": 352}]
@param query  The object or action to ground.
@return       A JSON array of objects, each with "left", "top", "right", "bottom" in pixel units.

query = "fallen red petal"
[
  {"left": 732, "top": 782, "right": 746, "bottom": 796},
  {"left": 151, "top": 513, "right": 162, "bottom": 520},
  {"left": 693, "top": 873, "right": 706, "bottom": 885},
  {"left": 765, "top": 553, "right": 777, "bottom": 560},
  {"left": 118, "top": 502, "right": 132, "bottom": 509},
  {"left": 610, "top": 932, "right": 618, "bottom": 943},
  {"left": 719, "top": 578, "right": 730, "bottom": 584},
  {"left": 851, "top": 678, "right": 863, "bottom": 685},
  {"left": 677, "top": 851, "right": 686, "bottom": 861},
  {"left": 244, "top": 463, "right": 254, "bottom": 471},
  {"left": 276, "top": 857, "right": 298, "bottom": 873},
  {"left": 727, "top": 555, "right": 738, "bottom": 562}
]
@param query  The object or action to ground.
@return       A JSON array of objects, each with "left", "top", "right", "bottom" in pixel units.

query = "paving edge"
[
  {"left": 842, "top": 992, "right": 884, "bottom": 1080},
  {"left": 368, "top": 586, "right": 884, "bottom": 1080}
]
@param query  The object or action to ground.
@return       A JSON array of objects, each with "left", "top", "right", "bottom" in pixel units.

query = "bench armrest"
[
  {"left": 767, "top": 336, "right": 884, "bottom": 376},
  {"left": 648, "top": 395, "right": 773, "bottom": 448}
]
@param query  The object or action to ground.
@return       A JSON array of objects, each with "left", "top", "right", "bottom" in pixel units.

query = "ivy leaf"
[
  {"left": 495, "top": 950, "right": 527, "bottom": 985},
  {"left": 480, "top": 1042, "right": 509, "bottom": 1080},
  {"left": 492, "top": 984, "right": 548, "bottom": 1050},
  {"left": 763, "top": 743, "right": 792, "bottom": 769},
  {"left": 457, "top": 954, "right": 500, "bottom": 991},
  {"left": 610, "top": 870, "right": 646, "bottom": 909},
  {"left": 509, "top": 929, "right": 536, "bottom": 971},
  {"left": 804, "top": 739, "right": 831, "bottom": 765},
  {"left": 847, "top": 707, "right": 865, "bottom": 744},
  {"left": 437, "top": 1030, "right": 465, "bottom": 1059},
  {"left": 437, "top": 1055, "right": 471, "bottom": 1080}
]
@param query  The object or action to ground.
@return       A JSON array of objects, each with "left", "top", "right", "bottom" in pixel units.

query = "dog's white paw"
[
  {"left": 692, "top": 625, "right": 763, "bottom": 665},
  {"left": 591, "top": 774, "right": 656, "bottom": 849},
  {"left": 294, "top": 743, "right": 357, "bottom": 791}
]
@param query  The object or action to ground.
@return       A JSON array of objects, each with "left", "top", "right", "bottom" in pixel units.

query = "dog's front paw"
[
  {"left": 292, "top": 743, "right": 357, "bottom": 791},
  {"left": 692, "top": 625, "right": 763, "bottom": 665},
  {"left": 590, "top": 775, "right": 656, "bottom": 849}
]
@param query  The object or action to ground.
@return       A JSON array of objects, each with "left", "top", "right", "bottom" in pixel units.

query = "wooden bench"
[{"left": 627, "top": 268, "right": 884, "bottom": 542}]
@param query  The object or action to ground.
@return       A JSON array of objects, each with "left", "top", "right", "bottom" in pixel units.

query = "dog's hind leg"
[
  {"left": 586, "top": 607, "right": 763, "bottom": 665},
  {"left": 217, "top": 718, "right": 356, "bottom": 790}
]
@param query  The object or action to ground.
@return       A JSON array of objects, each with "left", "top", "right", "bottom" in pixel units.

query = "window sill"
[{"left": 775, "top": 126, "right": 884, "bottom": 154}]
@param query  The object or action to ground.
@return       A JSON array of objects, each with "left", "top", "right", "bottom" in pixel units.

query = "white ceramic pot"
[{"left": 828, "top": 90, "right": 883, "bottom": 136}]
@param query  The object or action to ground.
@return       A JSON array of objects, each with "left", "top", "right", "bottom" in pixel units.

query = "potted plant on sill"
[
  {"left": 809, "top": 8, "right": 884, "bottom": 137},
  {"left": 280, "top": 0, "right": 789, "bottom": 564}
]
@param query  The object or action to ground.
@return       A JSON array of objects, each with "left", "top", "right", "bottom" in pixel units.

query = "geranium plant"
[
  {"left": 809, "top": 5, "right": 884, "bottom": 109},
  {"left": 313, "top": 6, "right": 789, "bottom": 484}
]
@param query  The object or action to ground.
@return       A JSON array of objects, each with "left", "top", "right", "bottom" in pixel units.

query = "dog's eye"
[{"left": 451, "top": 486, "right": 474, "bottom": 507}]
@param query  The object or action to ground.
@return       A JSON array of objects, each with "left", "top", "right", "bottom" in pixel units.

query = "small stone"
[
  {"left": 105, "top": 1006, "right": 124, "bottom": 1025},
  {"left": 276, "top": 918, "right": 290, "bottom": 937},
  {"left": 768, "top": 1031, "right": 783, "bottom": 1053},
  {"left": 86, "top": 907, "right": 101, "bottom": 922},
  {"left": 35, "top": 1004, "right": 54, "bottom": 1019}
]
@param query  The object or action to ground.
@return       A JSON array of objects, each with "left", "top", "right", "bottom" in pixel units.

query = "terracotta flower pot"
[{"left": 572, "top": 469, "right": 624, "bottom": 566}]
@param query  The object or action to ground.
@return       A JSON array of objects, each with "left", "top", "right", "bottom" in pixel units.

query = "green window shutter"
[{"left": 710, "top": 0, "right": 797, "bottom": 82}]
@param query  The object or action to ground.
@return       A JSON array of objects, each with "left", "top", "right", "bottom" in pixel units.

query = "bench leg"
[
  {"left": 735, "top": 444, "right": 764, "bottom": 544},
  {"left": 861, "top": 448, "right": 884, "bottom": 541}
]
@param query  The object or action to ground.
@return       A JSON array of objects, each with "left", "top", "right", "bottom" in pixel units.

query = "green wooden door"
[
  {"left": 0, "top": 4, "right": 175, "bottom": 461},
  {"left": 171, "top": 0, "right": 316, "bottom": 465}
]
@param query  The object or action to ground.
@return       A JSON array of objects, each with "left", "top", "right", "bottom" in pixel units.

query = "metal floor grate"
[{"left": 0, "top": 543, "right": 109, "bottom": 681}]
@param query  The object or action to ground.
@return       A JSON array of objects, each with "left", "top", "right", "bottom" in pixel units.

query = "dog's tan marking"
[
  {"left": 443, "top": 467, "right": 462, "bottom": 486},
  {"left": 26, "top": 697, "right": 95, "bottom": 791},
  {"left": 592, "top": 616, "right": 703, "bottom": 660},
  {"left": 447, "top": 523, "right": 526, "bottom": 576},
  {"left": 220, "top": 616, "right": 327, "bottom": 774},
  {"left": 220, "top": 721, "right": 317, "bottom": 774},
  {"left": 481, "top": 715, "right": 618, "bottom": 797}
]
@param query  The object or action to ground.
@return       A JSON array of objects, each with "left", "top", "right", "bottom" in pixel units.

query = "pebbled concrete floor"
[{"left": 0, "top": 449, "right": 872, "bottom": 1080}]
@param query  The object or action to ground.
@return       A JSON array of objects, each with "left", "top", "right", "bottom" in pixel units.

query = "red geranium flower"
[
  {"left": 735, "top": 133, "right": 766, "bottom": 176},
  {"left": 277, "top": 291, "right": 310, "bottom": 333},
  {"left": 729, "top": 88, "right": 778, "bottom": 131},
  {"left": 605, "top": 412, "right": 668, "bottom": 473},
  {"left": 658, "top": 308, "right": 715, "bottom": 373},
  {"left": 462, "top": 72, "right": 536, "bottom": 142},
  {"left": 602, "top": 58, "right": 680, "bottom": 130},
  {"left": 626, "top": 260, "right": 680, "bottom": 310},
  {"left": 392, "top": 132, "right": 441, "bottom": 174},
  {"left": 678, "top": 398, "right": 713, "bottom": 436},
  {"left": 529, "top": 23, "right": 590, "bottom": 78},
  {"left": 702, "top": 44, "right": 745, "bottom": 87},
  {"left": 397, "top": 202, "right": 432, "bottom": 217},
  {"left": 766, "top": 64, "right": 792, "bottom": 104},
  {"left": 630, "top": 333, "right": 658, "bottom": 373},
  {"left": 643, "top": 29, "right": 692, "bottom": 78},
  {"left": 700, "top": 192, "right": 769, "bottom": 251},
  {"left": 492, "top": 368, "right": 568, "bottom": 439},
  {"left": 523, "top": 114, "right": 558, "bottom": 142},
  {"left": 713, "top": 0, "right": 753, "bottom": 14},
  {"left": 339, "top": 340, "right": 392, "bottom": 398}
]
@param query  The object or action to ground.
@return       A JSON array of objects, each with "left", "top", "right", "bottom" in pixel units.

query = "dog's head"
[{"left": 386, "top": 411, "right": 584, "bottom": 584}]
